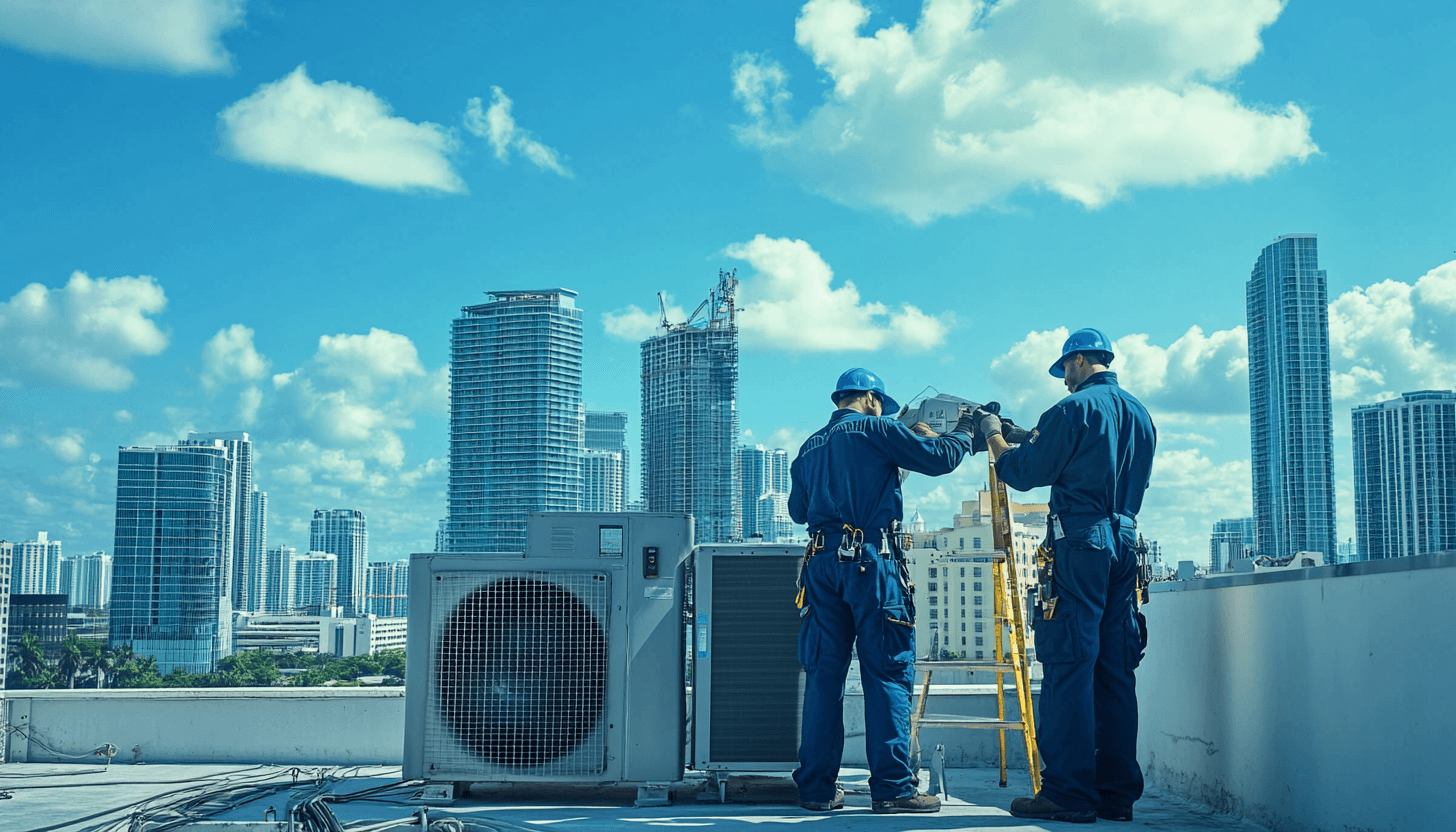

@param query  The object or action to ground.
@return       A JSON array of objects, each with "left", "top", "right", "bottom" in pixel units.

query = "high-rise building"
[
  {"left": 13, "top": 531, "right": 62, "bottom": 594},
  {"left": 186, "top": 432, "right": 254, "bottom": 613},
  {"left": 0, "top": 541, "right": 12, "bottom": 688},
  {"left": 246, "top": 489, "right": 268, "bottom": 612},
  {"left": 291, "top": 552, "right": 338, "bottom": 612},
  {"left": 446, "top": 289, "right": 584, "bottom": 553},
  {"left": 264, "top": 545, "right": 296, "bottom": 614},
  {"left": 1352, "top": 390, "right": 1456, "bottom": 560},
  {"left": 1247, "top": 234, "right": 1337, "bottom": 562},
  {"left": 583, "top": 450, "right": 624, "bottom": 512},
  {"left": 110, "top": 441, "right": 234, "bottom": 674},
  {"left": 310, "top": 510, "right": 367, "bottom": 616},
  {"left": 1209, "top": 517, "right": 1257, "bottom": 573},
  {"left": 57, "top": 556, "right": 77, "bottom": 602},
  {"left": 641, "top": 272, "right": 740, "bottom": 544},
  {"left": 586, "top": 410, "right": 630, "bottom": 503},
  {"left": 76, "top": 551, "right": 112, "bottom": 608},
  {"left": 738, "top": 444, "right": 792, "bottom": 542},
  {"left": 366, "top": 560, "right": 410, "bottom": 618}
]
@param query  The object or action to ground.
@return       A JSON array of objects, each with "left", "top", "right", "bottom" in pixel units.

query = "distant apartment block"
[
  {"left": 311, "top": 509, "right": 367, "bottom": 615},
  {"left": 365, "top": 560, "right": 409, "bottom": 618},
  {"left": 641, "top": 272, "right": 740, "bottom": 544},
  {"left": 0, "top": 541, "right": 11, "bottom": 687},
  {"left": 233, "top": 611, "right": 407, "bottom": 657},
  {"left": 110, "top": 441, "right": 235, "bottom": 674},
  {"left": 1210, "top": 517, "right": 1257, "bottom": 573},
  {"left": 1352, "top": 390, "right": 1456, "bottom": 560},
  {"left": 13, "top": 531, "right": 62, "bottom": 595},
  {"left": 583, "top": 450, "right": 625, "bottom": 512},
  {"left": 1247, "top": 234, "right": 1337, "bottom": 561},
  {"left": 76, "top": 551, "right": 112, "bottom": 608},
  {"left": 246, "top": 489, "right": 268, "bottom": 612},
  {"left": 187, "top": 431, "right": 255, "bottom": 613},
  {"left": 446, "top": 289, "right": 584, "bottom": 553},
  {"left": 9, "top": 594, "right": 69, "bottom": 662},
  {"left": 586, "top": 410, "right": 630, "bottom": 504},
  {"left": 264, "top": 545, "right": 296, "bottom": 614},
  {"left": 57, "top": 555, "right": 77, "bottom": 601},
  {"left": 739, "top": 444, "right": 792, "bottom": 542},
  {"left": 292, "top": 552, "right": 339, "bottom": 613}
]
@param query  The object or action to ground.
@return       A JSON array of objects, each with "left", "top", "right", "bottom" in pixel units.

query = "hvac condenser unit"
[
  {"left": 691, "top": 544, "right": 805, "bottom": 771},
  {"left": 404, "top": 513, "right": 693, "bottom": 787}
]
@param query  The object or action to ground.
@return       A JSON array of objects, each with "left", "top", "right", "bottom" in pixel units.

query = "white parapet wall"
[
  {"left": 1139, "top": 551, "right": 1455, "bottom": 832},
  {"left": 2, "top": 683, "right": 1036, "bottom": 773},
  {"left": 2, "top": 687, "right": 406, "bottom": 765}
]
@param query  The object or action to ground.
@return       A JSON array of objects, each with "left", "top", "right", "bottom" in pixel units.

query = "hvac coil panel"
[{"left": 693, "top": 545, "right": 804, "bottom": 770}]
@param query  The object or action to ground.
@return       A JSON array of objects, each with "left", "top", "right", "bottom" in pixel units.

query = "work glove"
[
  {"left": 1001, "top": 418, "right": 1032, "bottom": 444},
  {"left": 972, "top": 406, "right": 1002, "bottom": 440},
  {"left": 952, "top": 410, "right": 979, "bottom": 437}
]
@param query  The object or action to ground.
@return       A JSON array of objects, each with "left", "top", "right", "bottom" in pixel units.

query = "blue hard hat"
[
  {"left": 1048, "top": 328, "right": 1115, "bottom": 378},
  {"left": 833, "top": 368, "right": 901, "bottom": 414}
]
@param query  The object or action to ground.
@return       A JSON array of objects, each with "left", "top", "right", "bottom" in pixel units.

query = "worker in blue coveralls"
[
  {"left": 975, "top": 328, "right": 1157, "bottom": 824},
  {"left": 788, "top": 368, "right": 975, "bottom": 815}
]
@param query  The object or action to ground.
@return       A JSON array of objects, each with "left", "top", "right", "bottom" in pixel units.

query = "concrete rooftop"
[{"left": 1, "top": 763, "right": 1273, "bottom": 832}]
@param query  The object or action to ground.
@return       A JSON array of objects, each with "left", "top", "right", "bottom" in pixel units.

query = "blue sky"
[{"left": 2, "top": 0, "right": 1454, "bottom": 564}]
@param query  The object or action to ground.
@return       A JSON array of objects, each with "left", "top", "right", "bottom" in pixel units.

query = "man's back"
[{"left": 995, "top": 372, "right": 1156, "bottom": 525}]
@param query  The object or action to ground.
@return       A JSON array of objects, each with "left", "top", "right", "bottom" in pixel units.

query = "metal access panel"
[
  {"left": 404, "top": 512, "right": 694, "bottom": 785},
  {"left": 692, "top": 544, "right": 805, "bottom": 771}
]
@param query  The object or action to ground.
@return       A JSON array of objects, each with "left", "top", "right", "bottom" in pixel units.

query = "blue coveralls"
[
  {"left": 994, "top": 371, "right": 1157, "bottom": 814},
  {"left": 788, "top": 409, "right": 971, "bottom": 803}
]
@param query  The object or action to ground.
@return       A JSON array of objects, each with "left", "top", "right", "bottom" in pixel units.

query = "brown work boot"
[
  {"left": 1009, "top": 793, "right": 1096, "bottom": 823},
  {"left": 799, "top": 785, "right": 845, "bottom": 812},
  {"left": 872, "top": 792, "right": 941, "bottom": 814},
  {"left": 1097, "top": 804, "right": 1134, "bottom": 822}
]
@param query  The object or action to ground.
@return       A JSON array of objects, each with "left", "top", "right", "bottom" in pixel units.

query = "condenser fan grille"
[{"left": 426, "top": 571, "right": 610, "bottom": 776}]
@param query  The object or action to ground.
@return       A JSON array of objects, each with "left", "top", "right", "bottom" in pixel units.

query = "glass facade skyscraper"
[
  {"left": 263, "top": 545, "right": 295, "bottom": 613},
  {"left": 585, "top": 410, "right": 629, "bottom": 510},
  {"left": 310, "top": 509, "right": 367, "bottom": 615},
  {"left": 1208, "top": 516, "right": 1256, "bottom": 573},
  {"left": 365, "top": 560, "right": 409, "bottom": 617},
  {"left": 186, "top": 432, "right": 253, "bottom": 613},
  {"left": 738, "top": 444, "right": 792, "bottom": 542},
  {"left": 246, "top": 490, "right": 268, "bottom": 612},
  {"left": 446, "top": 289, "right": 584, "bottom": 553},
  {"left": 1247, "top": 234, "right": 1337, "bottom": 562},
  {"left": 77, "top": 551, "right": 112, "bottom": 609},
  {"left": 110, "top": 442, "right": 233, "bottom": 674},
  {"left": 641, "top": 272, "right": 740, "bottom": 544},
  {"left": 1351, "top": 390, "right": 1456, "bottom": 560},
  {"left": 291, "top": 551, "right": 338, "bottom": 612}
]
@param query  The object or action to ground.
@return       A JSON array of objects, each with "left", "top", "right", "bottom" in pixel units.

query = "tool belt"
[
  {"left": 1035, "top": 514, "right": 1061, "bottom": 620},
  {"left": 796, "top": 520, "right": 913, "bottom": 612}
]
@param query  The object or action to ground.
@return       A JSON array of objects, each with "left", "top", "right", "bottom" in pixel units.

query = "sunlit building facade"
[
  {"left": 446, "top": 289, "right": 584, "bottom": 553},
  {"left": 1352, "top": 390, "right": 1456, "bottom": 560},
  {"left": 1247, "top": 234, "right": 1337, "bottom": 561}
]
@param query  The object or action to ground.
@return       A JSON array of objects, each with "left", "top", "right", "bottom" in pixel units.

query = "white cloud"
[
  {"left": 1327, "top": 261, "right": 1456, "bottom": 402},
  {"left": 1140, "top": 447, "right": 1252, "bottom": 565},
  {"left": 1, "top": 431, "right": 21, "bottom": 448},
  {"left": 113, "top": 409, "right": 133, "bottom": 422},
  {"left": 725, "top": 234, "right": 953, "bottom": 352},
  {"left": 0, "top": 0, "right": 244, "bottom": 74},
  {"left": 219, "top": 65, "right": 465, "bottom": 193},
  {"left": 0, "top": 271, "right": 169, "bottom": 390},
  {"left": 602, "top": 296, "right": 689, "bottom": 341},
  {"left": 237, "top": 385, "right": 262, "bottom": 426},
  {"left": 201, "top": 323, "right": 269, "bottom": 388},
  {"left": 464, "top": 88, "right": 572, "bottom": 177},
  {"left": 989, "top": 324, "right": 1247, "bottom": 419},
  {"left": 732, "top": 0, "right": 1316, "bottom": 222},
  {"left": 40, "top": 430, "right": 87, "bottom": 463}
]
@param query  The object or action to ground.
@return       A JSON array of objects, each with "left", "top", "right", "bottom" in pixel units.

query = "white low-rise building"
[{"left": 233, "top": 611, "right": 406, "bottom": 657}]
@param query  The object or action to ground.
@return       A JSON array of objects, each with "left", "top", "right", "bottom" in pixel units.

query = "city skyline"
[
  {"left": 1352, "top": 390, "right": 1456, "bottom": 560},
  {"left": 4, "top": 2, "right": 1456, "bottom": 565}
]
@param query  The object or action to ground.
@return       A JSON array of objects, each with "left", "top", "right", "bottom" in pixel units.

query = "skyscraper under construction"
[{"left": 640, "top": 271, "right": 740, "bottom": 544}]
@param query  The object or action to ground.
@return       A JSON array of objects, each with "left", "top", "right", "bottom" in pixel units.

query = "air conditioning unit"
[
  {"left": 404, "top": 513, "right": 694, "bottom": 789},
  {"left": 691, "top": 544, "right": 805, "bottom": 771}
]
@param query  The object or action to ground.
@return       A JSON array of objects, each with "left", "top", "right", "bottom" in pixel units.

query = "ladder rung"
[
  {"left": 917, "top": 716, "right": 1025, "bottom": 730},
  {"left": 919, "top": 661, "right": 1018, "bottom": 672}
]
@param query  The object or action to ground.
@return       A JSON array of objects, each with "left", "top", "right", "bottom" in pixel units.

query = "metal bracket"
[
  {"left": 696, "top": 773, "right": 728, "bottom": 803},
  {"left": 635, "top": 784, "right": 671, "bottom": 808},
  {"left": 929, "top": 744, "right": 948, "bottom": 799}
]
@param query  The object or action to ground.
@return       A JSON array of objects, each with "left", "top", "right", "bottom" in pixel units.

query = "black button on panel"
[{"left": 643, "top": 546, "right": 660, "bottom": 578}]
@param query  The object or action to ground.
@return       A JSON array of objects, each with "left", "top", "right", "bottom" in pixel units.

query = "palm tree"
[
  {"left": 58, "top": 635, "right": 85, "bottom": 689},
  {"left": 91, "top": 649, "right": 116, "bottom": 689},
  {"left": 16, "top": 633, "right": 47, "bottom": 680}
]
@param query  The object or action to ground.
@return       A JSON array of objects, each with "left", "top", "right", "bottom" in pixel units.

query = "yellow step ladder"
[{"left": 909, "top": 462, "right": 1041, "bottom": 792}]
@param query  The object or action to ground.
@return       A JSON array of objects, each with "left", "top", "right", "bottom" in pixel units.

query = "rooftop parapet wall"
[{"left": 1140, "top": 551, "right": 1456, "bottom": 832}]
